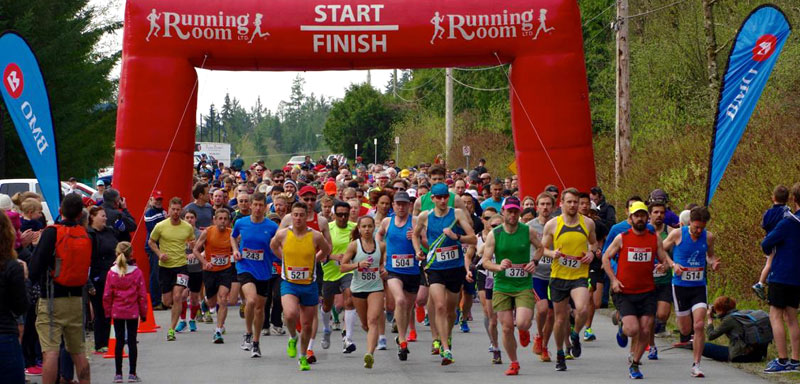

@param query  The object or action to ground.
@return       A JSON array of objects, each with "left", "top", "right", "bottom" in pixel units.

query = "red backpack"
[{"left": 49, "top": 224, "right": 92, "bottom": 287}]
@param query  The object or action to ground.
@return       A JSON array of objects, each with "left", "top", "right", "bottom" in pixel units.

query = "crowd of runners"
[{"left": 2, "top": 154, "right": 799, "bottom": 383}]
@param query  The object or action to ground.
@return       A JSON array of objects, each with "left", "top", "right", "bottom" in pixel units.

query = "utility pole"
[
  {"left": 367, "top": 70, "right": 372, "bottom": 87},
  {"left": 445, "top": 68, "right": 454, "bottom": 165},
  {"left": 393, "top": 69, "right": 398, "bottom": 97},
  {"left": 373, "top": 138, "right": 378, "bottom": 165},
  {"left": 703, "top": 0, "right": 720, "bottom": 109},
  {"left": 614, "top": 0, "right": 631, "bottom": 190}
]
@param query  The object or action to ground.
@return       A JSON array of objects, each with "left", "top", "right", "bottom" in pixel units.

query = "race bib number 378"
[{"left": 505, "top": 264, "right": 528, "bottom": 278}]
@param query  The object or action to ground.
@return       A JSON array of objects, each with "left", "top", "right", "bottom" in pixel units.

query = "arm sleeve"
[
  {"left": 149, "top": 223, "right": 162, "bottom": 242},
  {"left": 102, "top": 271, "right": 113, "bottom": 317},
  {"left": 120, "top": 209, "right": 137, "bottom": 232},
  {"left": 7, "top": 262, "right": 29, "bottom": 316},
  {"left": 29, "top": 226, "right": 58, "bottom": 283},
  {"left": 761, "top": 221, "right": 784, "bottom": 254},
  {"left": 706, "top": 315, "right": 736, "bottom": 341}
]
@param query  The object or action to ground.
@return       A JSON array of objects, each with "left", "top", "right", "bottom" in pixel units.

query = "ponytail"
[{"left": 115, "top": 241, "right": 133, "bottom": 276}]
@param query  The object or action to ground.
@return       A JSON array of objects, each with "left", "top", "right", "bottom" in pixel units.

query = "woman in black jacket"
[
  {"left": 0, "top": 209, "right": 29, "bottom": 383},
  {"left": 87, "top": 206, "right": 120, "bottom": 353}
]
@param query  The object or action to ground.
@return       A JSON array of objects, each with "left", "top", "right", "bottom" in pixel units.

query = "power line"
[
  {"left": 394, "top": 83, "right": 440, "bottom": 103},
  {"left": 453, "top": 64, "right": 507, "bottom": 71},
  {"left": 394, "top": 70, "right": 442, "bottom": 91},
  {"left": 583, "top": 1, "right": 617, "bottom": 27},
  {"left": 627, "top": 0, "right": 688, "bottom": 19},
  {"left": 448, "top": 72, "right": 508, "bottom": 92}
]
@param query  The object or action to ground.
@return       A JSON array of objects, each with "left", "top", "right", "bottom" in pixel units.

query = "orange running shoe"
[
  {"left": 540, "top": 349, "right": 551, "bottom": 362},
  {"left": 415, "top": 305, "right": 426, "bottom": 323},
  {"left": 408, "top": 329, "right": 417, "bottom": 342},
  {"left": 519, "top": 329, "right": 531, "bottom": 348},
  {"left": 504, "top": 361, "right": 520, "bottom": 376},
  {"left": 533, "top": 335, "right": 543, "bottom": 355},
  {"left": 306, "top": 349, "right": 316, "bottom": 364}
]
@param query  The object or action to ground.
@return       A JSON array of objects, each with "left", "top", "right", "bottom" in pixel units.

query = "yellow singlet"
[
  {"left": 281, "top": 229, "right": 316, "bottom": 285},
  {"left": 550, "top": 215, "right": 590, "bottom": 280}
]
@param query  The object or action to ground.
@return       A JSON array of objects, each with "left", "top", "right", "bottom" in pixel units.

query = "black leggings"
[
  {"left": 264, "top": 277, "right": 283, "bottom": 328},
  {"left": 113, "top": 319, "right": 139, "bottom": 375}
]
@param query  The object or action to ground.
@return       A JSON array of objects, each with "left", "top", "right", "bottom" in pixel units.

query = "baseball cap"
[
  {"left": 151, "top": 190, "right": 163, "bottom": 199},
  {"left": 299, "top": 185, "right": 317, "bottom": 196},
  {"left": 96, "top": 180, "right": 105, "bottom": 186},
  {"left": 649, "top": 189, "right": 668, "bottom": 204},
  {"left": 324, "top": 180, "right": 337, "bottom": 196},
  {"left": 394, "top": 191, "right": 411, "bottom": 203},
  {"left": 503, "top": 197, "right": 521, "bottom": 211},
  {"left": 629, "top": 201, "right": 648, "bottom": 216},
  {"left": 407, "top": 188, "right": 417, "bottom": 198},
  {"left": 545, "top": 184, "right": 559, "bottom": 193},
  {"left": 431, "top": 183, "right": 449, "bottom": 196},
  {"left": 0, "top": 194, "right": 12, "bottom": 211},
  {"left": 399, "top": 169, "right": 410, "bottom": 178}
]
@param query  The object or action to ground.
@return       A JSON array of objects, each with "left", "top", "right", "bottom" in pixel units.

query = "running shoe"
[
  {"left": 616, "top": 324, "right": 628, "bottom": 348},
  {"left": 611, "top": 310, "right": 620, "bottom": 326},
  {"left": 654, "top": 321, "right": 668, "bottom": 338},
  {"left": 364, "top": 353, "right": 374, "bottom": 369},
  {"left": 764, "top": 358, "right": 791, "bottom": 373},
  {"left": 584, "top": 328, "right": 596, "bottom": 341},
  {"left": 648, "top": 345, "right": 658, "bottom": 360},
  {"left": 555, "top": 351, "right": 567, "bottom": 371},
  {"left": 690, "top": 363, "right": 704, "bottom": 378},
  {"left": 239, "top": 303, "right": 245, "bottom": 319},
  {"left": 448, "top": 336, "right": 453, "bottom": 350},
  {"left": 189, "top": 320, "right": 197, "bottom": 332},
  {"left": 204, "top": 312, "right": 213, "bottom": 324},
  {"left": 398, "top": 340, "right": 409, "bottom": 361},
  {"left": 431, "top": 339, "right": 441, "bottom": 355},
  {"left": 492, "top": 349, "right": 502, "bottom": 364},
  {"left": 387, "top": 311, "right": 395, "bottom": 324},
  {"left": 423, "top": 315, "right": 430, "bottom": 327},
  {"left": 541, "top": 349, "right": 552, "bottom": 362},
  {"left": 441, "top": 350, "right": 454, "bottom": 365},
  {"left": 251, "top": 342, "right": 261, "bottom": 358},
  {"left": 565, "top": 346, "right": 574, "bottom": 360},
  {"left": 166, "top": 328, "right": 176, "bottom": 341},
  {"left": 416, "top": 305, "right": 426, "bottom": 323},
  {"left": 175, "top": 321, "right": 187, "bottom": 333},
  {"left": 533, "top": 334, "right": 543, "bottom": 355},
  {"left": 322, "top": 328, "right": 332, "bottom": 349},
  {"left": 519, "top": 329, "right": 530, "bottom": 347},
  {"left": 332, "top": 321, "right": 341, "bottom": 331},
  {"left": 113, "top": 374, "right": 123, "bottom": 383},
  {"left": 93, "top": 347, "right": 108, "bottom": 355},
  {"left": 24, "top": 366, "right": 42, "bottom": 376},
  {"left": 408, "top": 329, "right": 417, "bottom": 342},
  {"left": 460, "top": 320, "right": 470, "bottom": 333},
  {"left": 213, "top": 331, "right": 224, "bottom": 344},
  {"left": 629, "top": 362, "right": 644, "bottom": 379},
  {"left": 377, "top": 337, "right": 387, "bottom": 350},
  {"left": 343, "top": 340, "right": 357, "bottom": 354},
  {"left": 271, "top": 325, "right": 286, "bottom": 335},
  {"left": 127, "top": 374, "right": 142, "bottom": 382},
  {"left": 789, "top": 360, "right": 800, "bottom": 371},
  {"left": 298, "top": 356, "right": 310, "bottom": 371},
  {"left": 752, "top": 282, "right": 767, "bottom": 301},
  {"left": 201, "top": 301, "right": 209, "bottom": 314},
  {"left": 505, "top": 361, "right": 520, "bottom": 376},
  {"left": 287, "top": 337, "right": 298, "bottom": 358},
  {"left": 241, "top": 333, "right": 252, "bottom": 351},
  {"left": 569, "top": 331, "right": 582, "bottom": 358},
  {"left": 307, "top": 349, "right": 316, "bottom": 364}
]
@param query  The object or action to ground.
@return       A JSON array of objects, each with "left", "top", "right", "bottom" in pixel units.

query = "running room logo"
[
  {"left": 429, "top": 8, "right": 554, "bottom": 45},
  {"left": 3, "top": 63, "right": 24, "bottom": 99},
  {"left": 752, "top": 34, "right": 777, "bottom": 62},
  {"left": 145, "top": 8, "right": 270, "bottom": 43}
]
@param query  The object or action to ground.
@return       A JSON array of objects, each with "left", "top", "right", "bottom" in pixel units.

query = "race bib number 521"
[{"left": 287, "top": 266, "right": 310, "bottom": 281}]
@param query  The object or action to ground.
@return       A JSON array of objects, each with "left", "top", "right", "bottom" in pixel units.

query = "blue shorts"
[
  {"left": 280, "top": 280, "right": 319, "bottom": 307},
  {"left": 463, "top": 275, "right": 477, "bottom": 296},
  {"left": 533, "top": 278, "right": 553, "bottom": 309}
]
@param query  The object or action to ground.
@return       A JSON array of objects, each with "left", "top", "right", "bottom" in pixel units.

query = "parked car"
[
  {"left": 326, "top": 154, "right": 347, "bottom": 166},
  {"left": 286, "top": 155, "right": 314, "bottom": 168},
  {"left": 0, "top": 179, "right": 97, "bottom": 224}
]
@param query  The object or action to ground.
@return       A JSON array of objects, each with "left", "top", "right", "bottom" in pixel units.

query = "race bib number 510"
[{"left": 435, "top": 246, "right": 459, "bottom": 263}]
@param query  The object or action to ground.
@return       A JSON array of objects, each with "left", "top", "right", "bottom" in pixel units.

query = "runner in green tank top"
[
  {"left": 647, "top": 201, "right": 675, "bottom": 360},
  {"left": 481, "top": 197, "right": 543, "bottom": 375}
]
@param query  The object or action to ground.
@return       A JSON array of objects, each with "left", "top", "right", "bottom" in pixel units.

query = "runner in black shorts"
[{"left": 647, "top": 201, "right": 674, "bottom": 359}]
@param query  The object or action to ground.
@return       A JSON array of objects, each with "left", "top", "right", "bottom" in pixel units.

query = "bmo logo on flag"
[
  {"left": 752, "top": 34, "right": 777, "bottom": 62},
  {"left": 3, "top": 63, "right": 23, "bottom": 99}
]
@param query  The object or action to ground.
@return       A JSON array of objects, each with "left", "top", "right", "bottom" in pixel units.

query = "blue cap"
[{"left": 431, "top": 183, "right": 449, "bottom": 197}]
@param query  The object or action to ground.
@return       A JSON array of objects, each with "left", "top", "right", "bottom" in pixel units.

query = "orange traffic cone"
[
  {"left": 104, "top": 321, "right": 129, "bottom": 359},
  {"left": 138, "top": 294, "right": 160, "bottom": 333}
]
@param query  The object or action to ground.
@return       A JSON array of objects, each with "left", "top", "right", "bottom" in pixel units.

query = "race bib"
[
  {"left": 653, "top": 264, "right": 667, "bottom": 277},
  {"left": 435, "top": 245, "right": 459, "bottom": 263},
  {"left": 210, "top": 255, "right": 230, "bottom": 266},
  {"left": 176, "top": 273, "right": 189, "bottom": 287},
  {"left": 391, "top": 254, "right": 414, "bottom": 269},
  {"left": 359, "top": 267, "right": 379, "bottom": 281},
  {"left": 287, "top": 266, "right": 310, "bottom": 281},
  {"left": 505, "top": 264, "right": 529, "bottom": 278},
  {"left": 681, "top": 267, "right": 704, "bottom": 282},
  {"left": 242, "top": 248, "right": 264, "bottom": 261},
  {"left": 271, "top": 262, "right": 279, "bottom": 275},
  {"left": 539, "top": 255, "right": 552, "bottom": 265},
  {"left": 559, "top": 256, "right": 581, "bottom": 269},
  {"left": 186, "top": 256, "right": 200, "bottom": 265},
  {"left": 626, "top": 247, "right": 652, "bottom": 263}
]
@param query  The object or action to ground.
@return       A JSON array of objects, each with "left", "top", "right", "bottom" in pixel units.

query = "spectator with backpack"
[
  {"left": 703, "top": 296, "right": 770, "bottom": 362},
  {"left": 29, "top": 193, "right": 93, "bottom": 384}
]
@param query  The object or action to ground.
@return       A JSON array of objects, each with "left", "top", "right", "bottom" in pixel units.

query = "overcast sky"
[{"left": 94, "top": 0, "right": 393, "bottom": 120}]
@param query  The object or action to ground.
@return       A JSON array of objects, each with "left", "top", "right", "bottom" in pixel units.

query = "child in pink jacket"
[{"left": 103, "top": 242, "right": 147, "bottom": 383}]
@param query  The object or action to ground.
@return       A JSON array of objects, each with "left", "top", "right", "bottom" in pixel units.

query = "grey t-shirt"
[
  {"left": 528, "top": 218, "right": 553, "bottom": 281},
  {"left": 186, "top": 228, "right": 203, "bottom": 273},
  {"left": 184, "top": 202, "right": 214, "bottom": 229}
]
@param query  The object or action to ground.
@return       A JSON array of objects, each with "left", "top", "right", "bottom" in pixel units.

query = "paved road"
[{"left": 34, "top": 306, "right": 767, "bottom": 383}]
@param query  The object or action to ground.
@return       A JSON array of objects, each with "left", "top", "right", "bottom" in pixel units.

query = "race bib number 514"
[{"left": 681, "top": 267, "right": 704, "bottom": 282}]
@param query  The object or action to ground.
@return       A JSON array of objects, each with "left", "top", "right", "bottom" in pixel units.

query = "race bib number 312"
[{"left": 560, "top": 256, "right": 580, "bottom": 269}]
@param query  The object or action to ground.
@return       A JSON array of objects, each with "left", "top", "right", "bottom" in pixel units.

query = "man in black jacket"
[
  {"left": 30, "top": 193, "right": 92, "bottom": 384},
  {"left": 102, "top": 188, "right": 137, "bottom": 242},
  {"left": 590, "top": 187, "right": 617, "bottom": 230}
]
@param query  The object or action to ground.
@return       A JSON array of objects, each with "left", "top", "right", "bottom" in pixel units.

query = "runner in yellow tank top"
[
  {"left": 270, "top": 202, "right": 331, "bottom": 371},
  {"left": 541, "top": 188, "right": 598, "bottom": 371}
]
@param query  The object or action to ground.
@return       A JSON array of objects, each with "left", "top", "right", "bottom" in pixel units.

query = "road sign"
[
  {"left": 508, "top": 160, "right": 518, "bottom": 175},
  {"left": 395, "top": 136, "right": 400, "bottom": 145},
  {"left": 462, "top": 145, "right": 471, "bottom": 157}
]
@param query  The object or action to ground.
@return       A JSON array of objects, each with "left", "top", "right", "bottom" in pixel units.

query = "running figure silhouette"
[
  {"left": 430, "top": 12, "right": 445, "bottom": 45},
  {"left": 248, "top": 13, "right": 270, "bottom": 44},
  {"left": 146, "top": 9, "right": 161, "bottom": 42},
  {"left": 533, "top": 9, "right": 555, "bottom": 40}
]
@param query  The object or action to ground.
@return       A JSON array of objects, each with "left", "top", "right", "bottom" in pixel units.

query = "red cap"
[
  {"left": 151, "top": 190, "right": 163, "bottom": 199},
  {"left": 314, "top": 164, "right": 326, "bottom": 172},
  {"left": 299, "top": 185, "right": 317, "bottom": 196},
  {"left": 282, "top": 165, "right": 292, "bottom": 172}
]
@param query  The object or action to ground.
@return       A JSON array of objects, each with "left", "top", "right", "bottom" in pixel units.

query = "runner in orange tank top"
[{"left": 194, "top": 208, "right": 237, "bottom": 344}]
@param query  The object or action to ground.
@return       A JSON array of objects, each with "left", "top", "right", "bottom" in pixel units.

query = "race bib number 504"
[{"left": 391, "top": 254, "right": 414, "bottom": 269}]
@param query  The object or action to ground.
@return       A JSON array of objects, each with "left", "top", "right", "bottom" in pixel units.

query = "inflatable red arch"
[{"left": 114, "top": 0, "right": 596, "bottom": 276}]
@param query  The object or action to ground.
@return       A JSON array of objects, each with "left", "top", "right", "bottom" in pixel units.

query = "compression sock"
[
  {"left": 190, "top": 304, "right": 200, "bottom": 320},
  {"left": 345, "top": 309, "right": 357, "bottom": 342},
  {"left": 308, "top": 338, "right": 315, "bottom": 350},
  {"left": 180, "top": 301, "right": 187, "bottom": 320},
  {"left": 321, "top": 308, "right": 332, "bottom": 330},
  {"left": 333, "top": 308, "right": 340, "bottom": 323}
]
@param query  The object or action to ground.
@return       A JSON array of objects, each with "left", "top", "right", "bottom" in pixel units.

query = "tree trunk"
[{"left": 703, "top": 0, "right": 720, "bottom": 110}]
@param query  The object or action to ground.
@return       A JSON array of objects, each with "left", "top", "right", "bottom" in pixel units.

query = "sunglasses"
[
  {"left": 335, "top": 212, "right": 349, "bottom": 218},
  {"left": 394, "top": 187, "right": 406, "bottom": 191},
  {"left": 432, "top": 195, "right": 449, "bottom": 200},
  {"left": 302, "top": 197, "right": 315, "bottom": 202},
  {"left": 491, "top": 224, "right": 500, "bottom": 228}
]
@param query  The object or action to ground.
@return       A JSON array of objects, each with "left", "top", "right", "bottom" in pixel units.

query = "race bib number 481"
[{"left": 626, "top": 247, "right": 652, "bottom": 263}]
